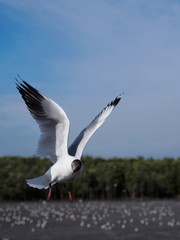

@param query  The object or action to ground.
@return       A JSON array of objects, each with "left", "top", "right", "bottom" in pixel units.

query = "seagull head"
[{"left": 71, "top": 159, "right": 82, "bottom": 174}]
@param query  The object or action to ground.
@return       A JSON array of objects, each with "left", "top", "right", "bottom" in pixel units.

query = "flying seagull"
[{"left": 16, "top": 78, "right": 122, "bottom": 202}]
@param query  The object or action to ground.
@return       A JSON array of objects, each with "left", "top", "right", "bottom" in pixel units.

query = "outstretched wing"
[
  {"left": 68, "top": 95, "right": 122, "bottom": 159},
  {"left": 16, "top": 79, "right": 70, "bottom": 163}
]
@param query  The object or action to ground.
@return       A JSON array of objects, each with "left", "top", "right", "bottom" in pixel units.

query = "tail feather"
[{"left": 26, "top": 175, "right": 50, "bottom": 189}]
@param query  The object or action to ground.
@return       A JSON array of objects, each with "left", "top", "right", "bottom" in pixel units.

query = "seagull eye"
[{"left": 71, "top": 159, "right": 82, "bottom": 173}]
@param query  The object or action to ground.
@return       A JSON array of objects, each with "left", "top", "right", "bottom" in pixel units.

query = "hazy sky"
[{"left": 0, "top": 0, "right": 180, "bottom": 158}]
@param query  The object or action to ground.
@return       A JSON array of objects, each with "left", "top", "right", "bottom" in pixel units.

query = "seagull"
[{"left": 16, "top": 78, "right": 122, "bottom": 202}]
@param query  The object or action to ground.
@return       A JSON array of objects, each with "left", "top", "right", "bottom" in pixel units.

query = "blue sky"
[{"left": 0, "top": 0, "right": 180, "bottom": 158}]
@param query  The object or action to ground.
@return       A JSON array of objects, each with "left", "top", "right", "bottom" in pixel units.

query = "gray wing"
[
  {"left": 16, "top": 79, "right": 70, "bottom": 163},
  {"left": 68, "top": 95, "right": 122, "bottom": 159}
]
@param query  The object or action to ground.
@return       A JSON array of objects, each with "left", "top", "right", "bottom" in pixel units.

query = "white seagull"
[{"left": 16, "top": 79, "right": 122, "bottom": 202}]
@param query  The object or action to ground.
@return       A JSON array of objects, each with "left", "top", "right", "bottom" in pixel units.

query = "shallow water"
[{"left": 0, "top": 200, "right": 180, "bottom": 240}]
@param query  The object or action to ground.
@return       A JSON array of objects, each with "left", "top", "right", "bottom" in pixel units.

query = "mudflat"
[{"left": 0, "top": 200, "right": 180, "bottom": 240}]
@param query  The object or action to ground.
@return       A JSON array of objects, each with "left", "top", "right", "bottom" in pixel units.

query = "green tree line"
[{"left": 0, "top": 156, "right": 180, "bottom": 201}]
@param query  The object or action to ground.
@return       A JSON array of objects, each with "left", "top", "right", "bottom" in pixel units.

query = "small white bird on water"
[{"left": 16, "top": 78, "right": 122, "bottom": 202}]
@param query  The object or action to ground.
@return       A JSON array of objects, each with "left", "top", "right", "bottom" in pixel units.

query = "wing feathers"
[
  {"left": 17, "top": 77, "right": 122, "bottom": 162},
  {"left": 68, "top": 94, "right": 122, "bottom": 158},
  {"left": 16, "top": 80, "right": 45, "bottom": 117},
  {"left": 93, "top": 95, "right": 121, "bottom": 123},
  {"left": 16, "top": 79, "right": 70, "bottom": 163}
]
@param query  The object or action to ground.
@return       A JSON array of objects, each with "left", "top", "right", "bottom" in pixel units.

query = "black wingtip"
[
  {"left": 15, "top": 75, "right": 30, "bottom": 86},
  {"left": 15, "top": 76, "right": 44, "bottom": 103},
  {"left": 15, "top": 75, "right": 26, "bottom": 89},
  {"left": 111, "top": 93, "right": 124, "bottom": 107}
]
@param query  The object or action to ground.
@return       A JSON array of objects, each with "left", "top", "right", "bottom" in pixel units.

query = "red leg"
[
  {"left": 68, "top": 191, "right": 72, "bottom": 203},
  {"left": 63, "top": 183, "right": 73, "bottom": 203},
  {"left": 47, "top": 185, "right": 52, "bottom": 201}
]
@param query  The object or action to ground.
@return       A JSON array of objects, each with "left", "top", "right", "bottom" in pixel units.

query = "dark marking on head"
[{"left": 71, "top": 159, "right": 82, "bottom": 173}]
